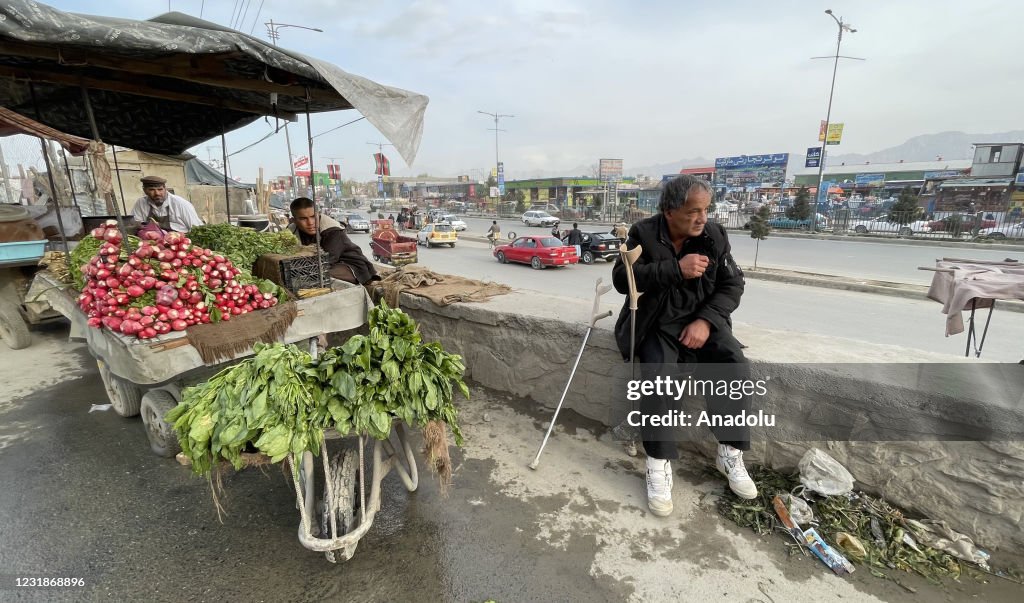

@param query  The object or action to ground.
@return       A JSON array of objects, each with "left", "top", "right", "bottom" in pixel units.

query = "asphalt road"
[
  {"left": 445, "top": 216, "right": 1024, "bottom": 285},
  {"left": 348, "top": 231, "right": 1024, "bottom": 363}
]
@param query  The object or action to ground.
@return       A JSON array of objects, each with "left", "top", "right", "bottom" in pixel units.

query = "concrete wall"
[{"left": 394, "top": 289, "right": 1024, "bottom": 552}]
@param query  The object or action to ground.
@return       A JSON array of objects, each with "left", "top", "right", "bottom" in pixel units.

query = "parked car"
[
  {"left": 753, "top": 213, "right": 831, "bottom": 230},
  {"left": 522, "top": 210, "right": 560, "bottom": 227},
  {"left": 439, "top": 214, "right": 467, "bottom": 231},
  {"left": 527, "top": 204, "right": 561, "bottom": 216},
  {"left": 927, "top": 214, "right": 997, "bottom": 233},
  {"left": 978, "top": 223, "right": 1024, "bottom": 240},
  {"left": 493, "top": 235, "right": 579, "bottom": 269},
  {"left": 846, "top": 215, "right": 932, "bottom": 236},
  {"left": 561, "top": 231, "right": 621, "bottom": 264},
  {"left": 416, "top": 223, "right": 457, "bottom": 247},
  {"left": 344, "top": 212, "right": 371, "bottom": 233}
]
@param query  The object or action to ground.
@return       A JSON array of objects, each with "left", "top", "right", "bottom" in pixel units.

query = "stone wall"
[{"left": 396, "top": 290, "right": 1024, "bottom": 552}]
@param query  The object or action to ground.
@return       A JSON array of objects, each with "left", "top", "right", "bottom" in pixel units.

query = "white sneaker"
[
  {"left": 716, "top": 445, "right": 758, "bottom": 500},
  {"left": 645, "top": 457, "right": 673, "bottom": 516}
]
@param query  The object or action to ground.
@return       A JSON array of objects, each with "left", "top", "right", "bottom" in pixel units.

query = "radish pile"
[{"left": 77, "top": 221, "right": 281, "bottom": 340}]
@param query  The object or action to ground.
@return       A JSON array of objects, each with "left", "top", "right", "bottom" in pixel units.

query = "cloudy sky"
[{"left": 17, "top": 0, "right": 1024, "bottom": 181}]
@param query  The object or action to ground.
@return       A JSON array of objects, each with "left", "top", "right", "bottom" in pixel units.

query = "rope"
[{"left": 321, "top": 439, "right": 338, "bottom": 539}]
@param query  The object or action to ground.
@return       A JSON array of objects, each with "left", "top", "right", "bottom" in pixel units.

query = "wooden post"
[{"left": 206, "top": 195, "right": 213, "bottom": 224}]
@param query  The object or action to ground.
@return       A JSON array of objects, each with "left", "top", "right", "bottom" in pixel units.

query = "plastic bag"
[
  {"left": 781, "top": 493, "right": 814, "bottom": 525},
  {"left": 798, "top": 448, "right": 854, "bottom": 496}
]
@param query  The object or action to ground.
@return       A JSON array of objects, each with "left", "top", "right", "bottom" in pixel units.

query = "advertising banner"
[
  {"left": 818, "top": 121, "right": 844, "bottom": 145},
  {"left": 599, "top": 158, "right": 623, "bottom": 182},
  {"left": 805, "top": 146, "right": 822, "bottom": 168},
  {"left": 854, "top": 173, "right": 885, "bottom": 186},
  {"left": 293, "top": 155, "right": 311, "bottom": 177},
  {"left": 714, "top": 153, "right": 788, "bottom": 191},
  {"left": 924, "top": 170, "right": 966, "bottom": 180},
  {"left": 818, "top": 180, "right": 834, "bottom": 205}
]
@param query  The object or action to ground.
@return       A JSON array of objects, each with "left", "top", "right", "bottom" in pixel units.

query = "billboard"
[
  {"left": 714, "top": 153, "right": 788, "bottom": 191},
  {"left": 805, "top": 146, "right": 822, "bottom": 168},
  {"left": 818, "top": 181, "right": 834, "bottom": 205},
  {"left": 818, "top": 121, "right": 845, "bottom": 145},
  {"left": 924, "top": 170, "right": 966, "bottom": 180},
  {"left": 293, "top": 155, "right": 311, "bottom": 177},
  {"left": 599, "top": 159, "right": 623, "bottom": 182},
  {"left": 854, "top": 173, "right": 885, "bottom": 187}
]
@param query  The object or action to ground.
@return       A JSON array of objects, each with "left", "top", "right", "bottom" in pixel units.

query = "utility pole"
[
  {"left": 367, "top": 142, "right": 395, "bottom": 207},
  {"left": 810, "top": 9, "right": 864, "bottom": 232},
  {"left": 265, "top": 19, "right": 323, "bottom": 199},
  {"left": 478, "top": 110, "right": 514, "bottom": 203}
]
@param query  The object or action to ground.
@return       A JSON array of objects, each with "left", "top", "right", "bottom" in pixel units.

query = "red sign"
[
  {"left": 293, "top": 155, "right": 311, "bottom": 177},
  {"left": 469, "top": 183, "right": 476, "bottom": 197}
]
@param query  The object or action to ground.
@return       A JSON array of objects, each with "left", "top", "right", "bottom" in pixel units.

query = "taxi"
[{"left": 416, "top": 223, "right": 458, "bottom": 248}]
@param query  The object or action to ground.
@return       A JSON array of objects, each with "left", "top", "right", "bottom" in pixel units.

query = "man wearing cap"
[{"left": 131, "top": 176, "right": 204, "bottom": 233}]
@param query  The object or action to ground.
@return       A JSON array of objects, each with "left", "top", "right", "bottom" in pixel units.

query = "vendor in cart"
[
  {"left": 130, "top": 176, "right": 204, "bottom": 233},
  {"left": 289, "top": 197, "right": 380, "bottom": 285}
]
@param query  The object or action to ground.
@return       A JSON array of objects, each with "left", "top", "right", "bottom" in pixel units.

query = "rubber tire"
[
  {"left": 0, "top": 303, "right": 31, "bottom": 350},
  {"left": 854, "top": 225, "right": 867, "bottom": 234},
  {"left": 449, "top": 242, "right": 456, "bottom": 248},
  {"left": 798, "top": 224, "right": 809, "bottom": 231},
  {"left": 427, "top": 241, "right": 434, "bottom": 248},
  {"left": 97, "top": 359, "right": 143, "bottom": 417},
  {"left": 531, "top": 257, "right": 545, "bottom": 270},
  {"left": 372, "top": 254, "right": 380, "bottom": 261},
  {"left": 990, "top": 233, "right": 1006, "bottom": 240},
  {"left": 496, "top": 252, "right": 506, "bottom": 264},
  {"left": 581, "top": 250, "right": 593, "bottom": 264},
  {"left": 508, "top": 232, "right": 516, "bottom": 240},
  {"left": 606, "top": 256, "right": 616, "bottom": 263},
  {"left": 141, "top": 389, "right": 181, "bottom": 458},
  {"left": 321, "top": 448, "right": 359, "bottom": 563},
  {"left": 899, "top": 227, "right": 912, "bottom": 236}
]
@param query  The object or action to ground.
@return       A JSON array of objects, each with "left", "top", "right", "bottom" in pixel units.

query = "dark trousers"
[{"left": 639, "top": 327, "right": 751, "bottom": 460}]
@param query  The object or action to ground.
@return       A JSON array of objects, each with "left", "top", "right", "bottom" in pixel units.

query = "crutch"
[
  {"left": 529, "top": 278, "right": 614, "bottom": 470},
  {"left": 611, "top": 242, "right": 643, "bottom": 456}
]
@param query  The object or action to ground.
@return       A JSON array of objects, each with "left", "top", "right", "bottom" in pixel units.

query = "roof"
[
  {"left": 793, "top": 159, "right": 972, "bottom": 176},
  {"left": 939, "top": 178, "right": 1014, "bottom": 188},
  {"left": 184, "top": 158, "right": 250, "bottom": 189},
  {"left": 0, "top": 1, "right": 427, "bottom": 164}
]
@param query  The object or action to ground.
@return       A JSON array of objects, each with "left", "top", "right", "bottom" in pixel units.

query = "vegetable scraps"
[{"left": 168, "top": 301, "right": 467, "bottom": 478}]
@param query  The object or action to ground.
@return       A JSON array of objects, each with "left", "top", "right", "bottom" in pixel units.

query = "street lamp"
[
  {"left": 811, "top": 9, "right": 863, "bottom": 232},
  {"left": 264, "top": 19, "right": 323, "bottom": 198},
  {"left": 478, "top": 110, "right": 514, "bottom": 200}
]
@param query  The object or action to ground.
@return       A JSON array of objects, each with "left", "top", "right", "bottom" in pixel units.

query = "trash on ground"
[{"left": 797, "top": 448, "right": 854, "bottom": 496}]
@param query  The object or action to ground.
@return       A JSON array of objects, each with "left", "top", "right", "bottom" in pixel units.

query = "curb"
[
  {"left": 725, "top": 229, "right": 1024, "bottom": 252},
  {"left": 742, "top": 267, "right": 1024, "bottom": 314}
]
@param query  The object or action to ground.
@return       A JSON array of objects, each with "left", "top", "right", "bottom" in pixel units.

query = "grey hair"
[{"left": 658, "top": 175, "right": 713, "bottom": 213}]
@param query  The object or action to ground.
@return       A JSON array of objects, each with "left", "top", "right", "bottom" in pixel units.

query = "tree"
[
  {"left": 786, "top": 186, "right": 811, "bottom": 221},
  {"left": 748, "top": 205, "right": 772, "bottom": 269},
  {"left": 513, "top": 190, "right": 526, "bottom": 214},
  {"left": 888, "top": 186, "right": 922, "bottom": 225}
]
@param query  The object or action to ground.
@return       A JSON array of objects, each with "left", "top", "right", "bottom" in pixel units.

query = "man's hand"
[
  {"left": 678, "top": 254, "right": 710, "bottom": 279},
  {"left": 679, "top": 318, "right": 712, "bottom": 349}
]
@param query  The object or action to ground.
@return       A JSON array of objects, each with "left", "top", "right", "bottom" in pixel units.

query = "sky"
[{"left": 10, "top": 0, "right": 1024, "bottom": 182}]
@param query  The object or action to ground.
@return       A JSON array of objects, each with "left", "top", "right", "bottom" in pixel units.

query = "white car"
[
  {"left": 344, "top": 213, "right": 371, "bottom": 233},
  {"left": 522, "top": 210, "right": 559, "bottom": 227},
  {"left": 847, "top": 216, "right": 931, "bottom": 235},
  {"left": 978, "top": 223, "right": 1024, "bottom": 240},
  {"left": 439, "top": 214, "right": 467, "bottom": 231}
]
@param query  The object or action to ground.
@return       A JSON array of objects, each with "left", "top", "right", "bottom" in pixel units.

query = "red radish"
[
  {"left": 140, "top": 327, "right": 158, "bottom": 339},
  {"left": 141, "top": 306, "right": 159, "bottom": 316},
  {"left": 126, "top": 285, "right": 145, "bottom": 298},
  {"left": 139, "top": 316, "right": 155, "bottom": 327},
  {"left": 171, "top": 319, "right": 188, "bottom": 331},
  {"left": 171, "top": 299, "right": 184, "bottom": 309},
  {"left": 166, "top": 309, "right": 180, "bottom": 320},
  {"left": 87, "top": 317, "right": 102, "bottom": 328}
]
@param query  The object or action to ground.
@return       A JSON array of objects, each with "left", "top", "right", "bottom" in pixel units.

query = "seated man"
[
  {"left": 131, "top": 175, "right": 204, "bottom": 233},
  {"left": 288, "top": 197, "right": 380, "bottom": 285}
]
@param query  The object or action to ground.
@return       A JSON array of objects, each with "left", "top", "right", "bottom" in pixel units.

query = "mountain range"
[{"left": 518, "top": 130, "right": 1024, "bottom": 179}]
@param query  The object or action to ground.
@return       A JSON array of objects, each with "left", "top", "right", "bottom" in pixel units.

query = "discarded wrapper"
[
  {"left": 803, "top": 528, "right": 856, "bottom": 575},
  {"left": 89, "top": 404, "right": 112, "bottom": 413}
]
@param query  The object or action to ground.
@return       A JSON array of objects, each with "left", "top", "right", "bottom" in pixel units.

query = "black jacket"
[
  {"left": 297, "top": 226, "right": 379, "bottom": 285},
  {"left": 611, "top": 214, "right": 744, "bottom": 360}
]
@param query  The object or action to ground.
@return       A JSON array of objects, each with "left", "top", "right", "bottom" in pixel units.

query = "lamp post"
[
  {"left": 811, "top": 9, "right": 862, "bottom": 232},
  {"left": 478, "top": 110, "right": 514, "bottom": 202},
  {"left": 265, "top": 20, "right": 323, "bottom": 199}
]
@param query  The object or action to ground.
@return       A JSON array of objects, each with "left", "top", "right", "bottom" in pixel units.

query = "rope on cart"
[
  {"left": 290, "top": 451, "right": 315, "bottom": 539},
  {"left": 358, "top": 434, "right": 366, "bottom": 525},
  {"left": 321, "top": 439, "right": 338, "bottom": 540}
]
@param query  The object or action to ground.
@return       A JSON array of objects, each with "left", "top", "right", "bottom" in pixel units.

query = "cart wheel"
[
  {"left": 0, "top": 302, "right": 31, "bottom": 350},
  {"left": 97, "top": 359, "right": 143, "bottom": 417},
  {"left": 322, "top": 449, "right": 360, "bottom": 563},
  {"left": 141, "top": 390, "right": 181, "bottom": 458}
]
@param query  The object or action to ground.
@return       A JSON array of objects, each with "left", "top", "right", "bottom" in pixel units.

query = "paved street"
[
  {"left": 1, "top": 334, "right": 1020, "bottom": 603},
  {"left": 349, "top": 231, "right": 1024, "bottom": 363}
]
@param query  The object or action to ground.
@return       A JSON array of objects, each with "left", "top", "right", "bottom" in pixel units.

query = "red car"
[
  {"left": 927, "top": 214, "right": 996, "bottom": 232},
  {"left": 493, "top": 235, "right": 579, "bottom": 269}
]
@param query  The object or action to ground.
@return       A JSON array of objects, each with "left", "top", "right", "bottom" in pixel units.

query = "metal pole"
[
  {"left": 221, "top": 131, "right": 231, "bottom": 223},
  {"left": 493, "top": 113, "right": 499, "bottom": 186},
  {"left": 30, "top": 79, "right": 71, "bottom": 254},
  {"left": 306, "top": 96, "right": 325, "bottom": 288},
  {"left": 813, "top": 20, "right": 844, "bottom": 233},
  {"left": 80, "top": 87, "right": 130, "bottom": 238},
  {"left": 59, "top": 147, "right": 82, "bottom": 211},
  {"left": 268, "top": 28, "right": 297, "bottom": 199}
]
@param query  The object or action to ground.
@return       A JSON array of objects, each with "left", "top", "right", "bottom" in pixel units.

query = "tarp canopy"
[
  {"left": 0, "top": 0, "right": 427, "bottom": 164},
  {"left": 185, "top": 158, "right": 251, "bottom": 189},
  {"left": 0, "top": 105, "right": 91, "bottom": 155}
]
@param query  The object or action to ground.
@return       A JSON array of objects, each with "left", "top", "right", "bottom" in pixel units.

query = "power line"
[
  {"left": 312, "top": 116, "right": 367, "bottom": 140},
  {"left": 238, "top": 0, "right": 252, "bottom": 31},
  {"left": 248, "top": 0, "right": 265, "bottom": 35},
  {"left": 200, "top": 0, "right": 205, "bottom": 18},
  {"left": 229, "top": 0, "right": 241, "bottom": 29}
]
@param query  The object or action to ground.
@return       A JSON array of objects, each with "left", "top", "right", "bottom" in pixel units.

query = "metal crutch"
[
  {"left": 528, "top": 278, "right": 614, "bottom": 470},
  {"left": 611, "top": 242, "right": 643, "bottom": 456}
]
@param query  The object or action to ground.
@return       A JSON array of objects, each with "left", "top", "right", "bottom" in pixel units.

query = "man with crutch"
[{"left": 612, "top": 174, "right": 756, "bottom": 517}]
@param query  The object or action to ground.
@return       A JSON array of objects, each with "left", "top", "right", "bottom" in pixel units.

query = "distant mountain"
[{"left": 822, "top": 130, "right": 1024, "bottom": 166}]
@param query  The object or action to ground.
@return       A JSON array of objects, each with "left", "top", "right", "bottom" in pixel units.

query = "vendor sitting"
[
  {"left": 288, "top": 197, "right": 380, "bottom": 285},
  {"left": 131, "top": 176, "right": 204, "bottom": 233}
]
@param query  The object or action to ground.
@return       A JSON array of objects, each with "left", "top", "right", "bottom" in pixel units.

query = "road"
[
  {"left": 440, "top": 215, "right": 1024, "bottom": 285},
  {"left": 349, "top": 232, "right": 1024, "bottom": 363}
]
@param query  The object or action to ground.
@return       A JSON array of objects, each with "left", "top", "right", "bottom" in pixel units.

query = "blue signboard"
[
  {"left": 714, "top": 153, "right": 789, "bottom": 169},
  {"left": 377, "top": 175, "right": 383, "bottom": 193},
  {"left": 855, "top": 173, "right": 885, "bottom": 186},
  {"left": 1016, "top": 172, "right": 1024, "bottom": 185},
  {"left": 924, "top": 170, "right": 964, "bottom": 180},
  {"left": 805, "top": 147, "right": 822, "bottom": 168},
  {"left": 818, "top": 180, "right": 834, "bottom": 205}
]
